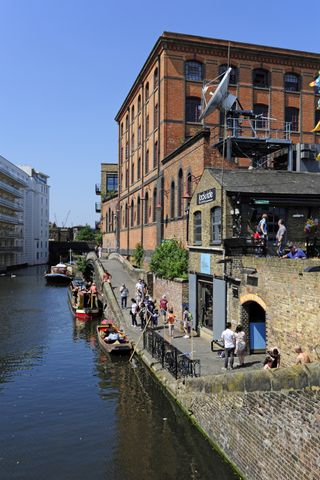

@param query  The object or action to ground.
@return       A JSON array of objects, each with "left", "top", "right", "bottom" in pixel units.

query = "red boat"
[{"left": 68, "top": 280, "right": 102, "bottom": 321}]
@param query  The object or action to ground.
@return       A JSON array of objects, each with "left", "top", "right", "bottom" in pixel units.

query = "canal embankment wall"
[{"left": 90, "top": 253, "right": 320, "bottom": 480}]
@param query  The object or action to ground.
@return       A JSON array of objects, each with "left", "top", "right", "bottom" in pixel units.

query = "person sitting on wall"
[
  {"left": 281, "top": 245, "right": 306, "bottom": 259},
  {"left": 266, "top": 347, "right": 281, "bottom": 368},
  {"left": 263, "top": 356, "right": 274, "bottom": 370},
  {"left": 295, "top": 346, "right": 311, "bottom": 364},
  {"left": 102, "top": 271, "right": 112, "bottom": 283}
]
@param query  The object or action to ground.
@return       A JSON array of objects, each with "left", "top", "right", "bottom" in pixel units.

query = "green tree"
[
  {"left": 75, "top": 225, "right": 96, "bottom": 241},
  {"left": 150, "top": 239, "right": 188, "bottom": 280},
  {"left": 132, "top": 242, "right": 144, "bottom": 268}
]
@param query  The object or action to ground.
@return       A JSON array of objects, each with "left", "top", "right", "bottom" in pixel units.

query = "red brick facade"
[{"left": 105, "top": 32, "right": 320, "bottom": 256}]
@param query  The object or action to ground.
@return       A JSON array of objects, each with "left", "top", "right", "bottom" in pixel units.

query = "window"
[
  {"left": 153, "top": 141, "right": 158, "bottom": 168},
  {"left": 153, "top": 188, "right": 157, "bottom": 222},
  {"left": 131, "top": 105, "right": 135, "bottom": 122},
  {"left": 138, "top": 125, "right": 141, "bottom": 146},
  {"left": 219, "top": 64, "right": 238, "bottom": 85},
  {"left": 120, "top": 123, "right": 123, "bottom": 136},
  {"left": 284, "top": 73, "right": 300, "bottom": 92},
  {"left": 106, "top": 174, "right": 118, "bottom": 193},
  {"left": 154, "top": 104, "right": 159, "bottom": 129},
  {"left": 145, "top": 82, "right": 149, "bottom": 101},
  {"left": 154, "top": 68, "right": 159, "bottom": 89},
  {"left": 145, "top": 150, "right": 149, "bottom": 174},
  {"left": 185, "top": 61, "right": 203, "bottom": 81},
  {"left": 253, "top": 69, "right": 270, "bottom": 88},
  {"left": 137, "top": 196, "right": 141, "bottom": 225},
  {"left": 120, "top": 146, "right": 123, "bottom": 163},
  {"left": 108, "top": 208, "right": 111, "bottom": 233},
  {"left": 131, "top": 133, "right": 135, "bottom": 152},
  {"left": 125, "top": 168, "right": 128, "bottom": 188},
  {"left": 125, "top": 115, "right": 129, "bottom": 130},
  {"left": 146, "top": 115, "right": 149, "bottom": 137},
  {"left": 120, "top": 206, "right": 122, "bottom": 229},
  {"left": 130, "top": 199, "right": 134, "bottom": 227},
  {"left": 131, "top": 162, "right": 134, "bottom": 183},
  {"left": 186, "top": 172, "right": 192, "bottom": 199},
  {"left": 137, "top": 157, "right": 141, "bottom": 179},
  {"left": 138, "top": 95, "right": 141, "bottom": 112},
  {"left": 253, "top": 104, "right": 269, "bottom": 129},
  {"left": 125, "top": 142, "right": 129, "bottom": 159},
  {"left": 186, "top": 97, "right": 201, "bottom": 122},
  {"left": 285, "top": 107, "right": 299, "bottom": 132},
  {"left": 125, "top": 203, "right": 128, "bottom": 228},
  {"left": 144, "top": 192, "right": 149, "bottom": 224},
  {"left": 170, "top": 181, "right": 175, "bottom": 218},
  {"left": 177, "top": 169, "right": 183, "bottom": 217},
  {"left": 211, "top": 207, "right": 221, "bottom": 243},
  {"left": 193, "top": 211, "right": 202, "bottom": 244}
]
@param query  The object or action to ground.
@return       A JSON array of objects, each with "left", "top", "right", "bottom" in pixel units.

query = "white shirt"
[{"left": 221, "top": 328, "right": 236, "bottom": 349}]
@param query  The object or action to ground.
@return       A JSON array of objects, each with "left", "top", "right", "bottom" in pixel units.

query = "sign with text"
[{"left": 197, "top": 188, "right": 216, "bottom": 205}]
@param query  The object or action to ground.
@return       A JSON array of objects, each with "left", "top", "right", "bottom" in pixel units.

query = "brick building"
[{"left": 103, "top": 31, "right": 320, "bottom": 257}]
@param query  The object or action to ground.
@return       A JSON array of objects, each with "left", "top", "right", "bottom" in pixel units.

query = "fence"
[{"left": 143, "top": 328, "right": 201, "bottom": 379}]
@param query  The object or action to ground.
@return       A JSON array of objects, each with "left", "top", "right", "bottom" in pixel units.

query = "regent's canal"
[{"left": 0, "top": 267, "right": 239, "bottom": 480}]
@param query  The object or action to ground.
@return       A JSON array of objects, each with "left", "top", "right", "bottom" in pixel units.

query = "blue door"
[{"left": 249, "top": 322, "right": 266, "bottom": 351}]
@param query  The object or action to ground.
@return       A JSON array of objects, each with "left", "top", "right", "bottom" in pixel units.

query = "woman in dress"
[{"left": 235, "top": 324, "right": 246, "bottom": 367}]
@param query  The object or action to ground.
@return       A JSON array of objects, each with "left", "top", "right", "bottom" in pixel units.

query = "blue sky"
[{"left": 0, "top": 0, "right": 318, "bottom": 227}]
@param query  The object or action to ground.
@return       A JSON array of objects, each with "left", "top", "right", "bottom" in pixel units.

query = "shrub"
[
  {"left": 150, "top": 239, "right": 188, "bottom": 280},
  {"left": 132, "top": 242, "right": 144, "bottom": 268}
]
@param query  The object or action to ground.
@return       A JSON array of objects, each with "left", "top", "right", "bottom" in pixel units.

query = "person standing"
[
  {"left": 182, "top": 306, "right": 191, "bottom": 339},
  {"left": 258, "top": 213, "right": 268, "bottom": 255},
  {"left": 221, "top": 322, "right": 236, "bottom": 370},
  {"left": 119, "top": 283, "right": 129, "bottom": 309},
  {"left": 98, "top": 246, "right": 102, "bottom": 258},
  {"left": 130, "top": 298, "right": 139, "bottom": 327},
  {"left": 159, "top": 295, "right": 168, "bottom": 324},
  {"left": 276, "top": 219, "right": 287, "bottom": 256},
  {"left": 139, "top": 302, "right": 146, "bottom": 330},
  {"left": 235, "top": 325, "right": 246, "bottom": 367},
  {"left": 167, "top": 308, "right": 176, "bottom": 338}
]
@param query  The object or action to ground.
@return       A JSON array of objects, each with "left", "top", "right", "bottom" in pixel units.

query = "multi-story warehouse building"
[
  {"left": 0, "top": 155, "right": 49, "bottom": 270},
  {"left": 103, "top": 32, "right": 320, "bottom": 257}
]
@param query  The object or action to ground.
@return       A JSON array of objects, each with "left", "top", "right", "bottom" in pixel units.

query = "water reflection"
[{"left": 0, "top": 267, "right": 239, "bottom": 480}]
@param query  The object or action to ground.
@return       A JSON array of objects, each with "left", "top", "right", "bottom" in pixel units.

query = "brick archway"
[{"left": 240, "top": 293, "right": 266, "bottom": 311}]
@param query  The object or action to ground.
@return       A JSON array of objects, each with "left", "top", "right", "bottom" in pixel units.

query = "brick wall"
[
  {"left": 177, "top": 364, "right": 320, "bottom": 480},
  {"left": 153, "top": 276, "right": 188, "bottom": 324}
]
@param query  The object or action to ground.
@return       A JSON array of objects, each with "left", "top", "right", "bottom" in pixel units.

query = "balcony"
[
  {"left": 95, "top": 183, "right": 101, "bottom": 195},
  {"left": 0, "top": 246, "right": 23, "bottom": 252},
  {"left": 0, "top": 230, "right": 22, "bottom": 239},
  {"left": 0, "top": 180, "right": 23, "bottom": 198},
  {"left": 0, "top": 213, "right": 19, "bottom": 224},
  {"left": 0, "top": 165, "right": 28, "bottom": 186},
  {"left": 0, "top": 197, "right": 23, "bottom": 211},
  {"left": 95, "top": 202, "right": 101, "bottom": 213}
]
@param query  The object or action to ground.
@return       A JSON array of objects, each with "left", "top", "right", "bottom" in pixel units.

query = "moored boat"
[
  {"left": 45, "top": 263, "right": 73, "bottom": 285},
  {"left": 68, "top": 280, "right": 102, "bottom": 321},
  {"left": 97, "top": 322, "right": 132, "bottom": 354}
]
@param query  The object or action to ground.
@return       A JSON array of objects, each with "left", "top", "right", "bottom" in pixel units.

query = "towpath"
[{"left": 99, "top": 256, "right": 265, "bottom": 376}]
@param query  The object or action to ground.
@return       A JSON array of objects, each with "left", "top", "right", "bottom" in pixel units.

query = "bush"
[
  {"left": 132, "top": 242, "right": 144, "bottom": 268},
  {"left": 150, "top": 239, "right": 188, "bottom": 280}
]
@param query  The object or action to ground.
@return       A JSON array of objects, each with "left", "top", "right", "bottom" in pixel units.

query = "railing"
[
  {"left": 0, "top": 180, "right": 23, "bottom": 197},
  {"left": 0, "top": 196, "right": 23, "bottom": 211},
  {"left": 143, "top": 328, "right": 201, "bottom": 379},
  {"left": 95, "top": 202, "right": 101, "bottom": 213},
  {"left": 0, "top": 213, "right": 19, "bottom": 224},
  {"left": 95, "top": 183, "right": 101, "bottom": 195}
]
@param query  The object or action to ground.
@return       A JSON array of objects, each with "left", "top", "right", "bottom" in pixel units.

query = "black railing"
[{"left": 143, "top": 328, "right": 201, "bottom": 379}]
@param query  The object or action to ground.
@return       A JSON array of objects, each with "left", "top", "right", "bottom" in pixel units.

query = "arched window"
[
  {"left": 120, "top": 123, "right": 123, "bottom": 136},
  {"left": 131, "top": 133, "right": 135, "bottom": 152},
  {"left": 138, "top": 95, "right": 141, "bottom": 112},
  {"left": 105, "top": 212, "right": 108, "bottom": 234},
  {"left": 125, "top": 203, "right": 128, "bottom": 228},
  {"left": 120, "top": 206, "right": 122, "bottom": 229},
  {"left": 253, "top": 69, "right": 270, "bottom": 88},
  {"left": 137, "top": 196, "right": 141, "bottom": 225},
  {"left": 130, "top": 199, "right": 134, "bottom": 227},
  {"left": 154, "top": 104, "right": 159, "bottom": 129},
  {"left": 186, "top": 172, "right": 192, "bottom": 198},
  {"left": 177, "top": 169, "right": 183, "bottom": 217},
  {"left": 125, "top": 114, "right": 129, "bottom": 130},
  {"left": 186, "top": 97, "right": 201, "bottom": 122},
  {"left": 185, "top": 61, "right": 203, "bottom": 81},
  {"left": 211, "top": 207, "right": 221, "bottom": 243},
  {"left": 145, "top": 150, "right": 149, "bottom": 174},
  {"left": 146, "top": 115, "right": 149, "bottom": 137},
  {"left": 145, "top": 82, "right": 149, "bottom": 101},
  {"left": 131, "top": 162, "right": 134, "bottom": 183},
  {"left": 144, "top": 192, "right": 149, "bottom": 225},
  {"left": 219, "top": 64, "right": 238, "bottom": 84},
  {"left": 284, "top": 73, "right": 300, "bottom": 92},
  {"left": 285, "top": 107, "right": 299, "bottom": 132},
  {"left": 193, "top": 211, "right": 202, "bottom": 244},
  {"left": 111, "top": 211, "right": 114, "bottom": 232},
  {"left": 253, "top": 104, "right": 269, "bottom": 129},
  {"left": 170, "top": 181, "right": 175, "bottom": 218},
  {"left": 108, "top": 207, "right": 111, "bottom": 233},
  {"left": 153, "top": 141, "right": 158, "bottom": 168},
  {"left": 153, "top": 188, "right": 157, "bottom": 222},
  {"left": 131, "top": 105, "right": 135, "bottom": 122},
  {"left": 154, "top": 68, "right": 159, "bottom": 89},
  {"left": 138, "top": 125, "right": 141, "bottom": 146},
  {"left": 137, "top": 157, "right": 141, "bottom": 180}
]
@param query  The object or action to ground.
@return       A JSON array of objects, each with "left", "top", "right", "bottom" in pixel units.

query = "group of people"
[
  {"left": 71, "top": 281, "right": 98, "bottom": 308},
  {"left": 220, "top": 322, "right": 312, "bottom": 371},
  {"left": 254, "top": 214, "right": 307, "bottom": 259}
]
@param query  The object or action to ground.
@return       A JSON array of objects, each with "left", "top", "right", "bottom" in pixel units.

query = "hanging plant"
[{"left": 304, "top": 218, "right": 317, "bottom": 235}]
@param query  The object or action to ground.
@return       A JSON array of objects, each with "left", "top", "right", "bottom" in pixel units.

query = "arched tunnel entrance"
[{"left": 241, "top": 301, "right": 266, "bottom": 353}]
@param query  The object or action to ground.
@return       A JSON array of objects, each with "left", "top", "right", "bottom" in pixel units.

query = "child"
[
  {"left": 167, "top": 308, "right": 176, "bottom": 338},
  {"left": 152, "top": 309, "right": 159, "bottom": 327}
]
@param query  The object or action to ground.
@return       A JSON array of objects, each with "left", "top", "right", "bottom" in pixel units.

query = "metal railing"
[{"left": 143, "top": 328, "right": 201, "bottom": 379}]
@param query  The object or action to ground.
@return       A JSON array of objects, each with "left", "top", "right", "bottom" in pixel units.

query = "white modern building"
[{"left": 0, "top": 155, "right": 50, "bottom": 270}]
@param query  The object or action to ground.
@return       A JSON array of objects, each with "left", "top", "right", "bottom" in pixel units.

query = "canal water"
[{"left": 0, "top": 267, "right": 239, "bottom": 480}]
